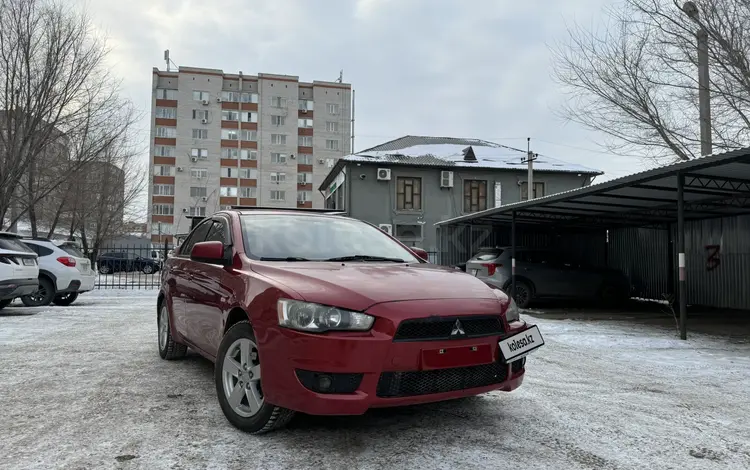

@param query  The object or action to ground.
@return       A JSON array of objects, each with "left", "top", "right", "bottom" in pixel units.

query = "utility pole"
[
  {"left": 683, "top": 2, "right": 712, "bottom": 156},
  {"left": 521, "top": 137, "right": 538, "bottom": 200},
  {"left": 351, "top": 89, "right": 356, "bottom": 153}
]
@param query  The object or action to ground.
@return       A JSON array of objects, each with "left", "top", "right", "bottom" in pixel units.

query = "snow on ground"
[{"left": 1, "top": 291, "right": 749, "bottom": 470}]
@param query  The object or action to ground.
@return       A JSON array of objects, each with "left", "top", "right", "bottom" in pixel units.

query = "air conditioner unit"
[
  {"left": 176, "top": 166, "right": 184, "bottom": 172},
  {"left": 201, "top": 196, "right": 208, "bottom": 202},
  {"left": 377, "top": 168, "right": 391, "bottom": 181},
  {"left": 202, "top": 99, "right": 209, "bottom": 105},
  {"left": 318, "top": 158, "right": 326, "bottom": 164},
  {"left": 290, "top": 154, "right": 296, "bottom": 159},
  {"left": 190, "top": 157, "right": 198, "bottom": 162},
  {"left": 182, "top": 208, "right": 189, "bottom": 213},
  {"left": 201, "top": 118, "right": 208, "bottom": 124},
  {"left": 217, "top": 97, "right": 223, "bottom": 103},
  {"left": 301, "top": 109, "right": 307, "bottom": 113},
  {"left": 440, "top": 170, "right": 454, "bottom": 188},
  {"left": 378, "top": 224, "right": 393, "bottom": 235}
]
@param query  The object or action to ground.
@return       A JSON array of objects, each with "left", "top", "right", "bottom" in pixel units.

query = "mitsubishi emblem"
[{"left": 451, "top": 319, "right": 465, "bottom": 337}]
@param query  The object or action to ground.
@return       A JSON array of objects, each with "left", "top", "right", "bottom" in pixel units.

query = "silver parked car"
[{"left": 465, "top": 246, "right": 630, "bottom": 308}]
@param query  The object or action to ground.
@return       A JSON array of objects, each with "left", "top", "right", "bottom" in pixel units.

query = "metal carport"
[{"left": 436, "top": 147, "right": 750, "bottom": 339}]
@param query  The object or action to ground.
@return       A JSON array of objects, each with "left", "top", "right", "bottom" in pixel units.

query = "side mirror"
[
  {"left": 410, "top": 247, "right": 429, "bottom": 262},
  {"left": 191, "top": 241, "right": 228, "bottom": 265}
]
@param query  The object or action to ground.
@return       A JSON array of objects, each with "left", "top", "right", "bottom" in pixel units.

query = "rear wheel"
[
  {"left": 215, "top": 321, "right": 295, "bottom": 434},
  {"left": 142, "top": 264, "right": 154, "bottom": 274},
  {"left": 99, "top": 264, "right": 111, "bottom": 274},
  {"left": 52, "top": 292, "right": 79, "bottom": 306},
  {"left": 20, "top": 277, "right": 55, "bottom": 307},
  {"left": 158, "top": 303, "right": 187, "bottom": 360},
  {"left": 509, "top": 280, "right": 533, "bottom": 309},
  {"left": 599, "top": 283, "right": 626, "bottom": 306},
  {"left": 0, "top": 299, "right": 11, "bottom": 310}
]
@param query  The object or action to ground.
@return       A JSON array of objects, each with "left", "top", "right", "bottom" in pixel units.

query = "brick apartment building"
[{"left": 148, "top": 66, "right": 352, "bottom": 243}]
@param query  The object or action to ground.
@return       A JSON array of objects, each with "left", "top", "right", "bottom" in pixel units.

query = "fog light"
[{"left": 317, "top": 375, "right": 333, "bottom": 391}]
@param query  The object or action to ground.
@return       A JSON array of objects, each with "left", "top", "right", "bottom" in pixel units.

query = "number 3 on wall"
[{"left": 705, "top": 245, "right": 721, "bottom": 272}]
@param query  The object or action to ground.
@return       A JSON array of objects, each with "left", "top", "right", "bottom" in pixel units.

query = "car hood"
[{"left": 251, "top": 262, "right": 498, "bottom": 311}]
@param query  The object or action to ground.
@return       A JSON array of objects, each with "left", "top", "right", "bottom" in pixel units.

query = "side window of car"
[
  {"left": 24, "top": 243, "right": 41, "bottom": 255},
  {"left": 179, "top": 221, "right": 213, "bottom": 256},
  {"left": 35, "top": 245, "right": 54, "bottom": 257},
  {"left": 204, "top": 220, "right": 228, "bottom": 245}
]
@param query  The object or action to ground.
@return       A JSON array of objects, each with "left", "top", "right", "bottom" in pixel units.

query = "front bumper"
[
  {"left": 259, "top": 299, "right": 532, "bottom": 416},
  {"left": 0, "top": 278, "right": 39, "bottom": 300}
]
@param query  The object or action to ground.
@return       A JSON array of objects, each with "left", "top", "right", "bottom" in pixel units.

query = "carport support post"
[
  {"left": 511, "top": 210, "right": 516, "bottom": 308},
  {"left": 677, "top": 173, "right": 687, "bottom": 340}
]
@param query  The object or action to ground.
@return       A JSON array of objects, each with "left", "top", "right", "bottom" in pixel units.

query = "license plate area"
[
  {"left": 421, "top": 344, "right": 492, "bottom": 370},
  {"left": 499, "top": 325, "right": 544, "bottom": 363},
  {"left": 22, "top": 258, "right": 35, "bottom": 266},
  {"left": 470, "top": 268, "right": 479, "bottom": 276}
]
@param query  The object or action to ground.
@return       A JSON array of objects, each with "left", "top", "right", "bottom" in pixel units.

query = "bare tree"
[
  {"left": 0, "top": 0, "right": 137, "bottom": 232},
  {"left": 551, "top": 0, "right": 750, "bottom": 163}
]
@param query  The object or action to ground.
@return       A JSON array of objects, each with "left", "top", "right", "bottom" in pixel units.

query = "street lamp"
[{"left": 682, "top": 1, "right": 712, "bottom": 156}]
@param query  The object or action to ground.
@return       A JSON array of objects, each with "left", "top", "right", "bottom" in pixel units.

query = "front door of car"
[
  {"left": 171, "top": 220, "right": 212, "bottom": 342},
  {"left": 183, "top": 218, "right": 233, "bottom": 358}
]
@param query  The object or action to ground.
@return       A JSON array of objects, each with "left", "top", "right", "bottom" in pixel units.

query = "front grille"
[
  {"left": 393, "top": 315, "right": 504, "bottom": 342},
  {"left": 376, "top": 362, "right": 508, "bottom": 398}
]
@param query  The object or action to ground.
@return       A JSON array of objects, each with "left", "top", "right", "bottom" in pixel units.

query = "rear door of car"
[
  {"left": 171, "top": 220, "right": 212, "bottom": 343},
  {"left": 184, "top": 216, "right": 235, "bottom": 356},
  {"left": 58, "top": 243, "right": 92, "bottom": 275},
  {"left": 0, "top": 236, "right": 38, "bottom": 279}
]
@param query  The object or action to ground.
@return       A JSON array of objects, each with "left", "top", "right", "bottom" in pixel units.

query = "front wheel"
[
  {"left": 214, "top": 321, "right": 295, "bottom": 434},
  {"left": 99, "top": 264, "right": 111, "bottom": 275},
  {"left": 20, "top": 277, "right": 55, "bottom": 307},
  {"left": 142, "top": 264, "right": 154, "bottom": 274},
  {"left": 53, "top": 292, "right": 79, "bottom": 306},
  {"left": 0, "top": 299, "right": 11, "bottom": 310},
  {"left": 158, "top": 303, "right": 187, "bottom": 360}
]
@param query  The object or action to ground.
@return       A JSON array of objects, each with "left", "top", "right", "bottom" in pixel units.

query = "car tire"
[
  {"left": 99, "top": 264, "right": 111, "bottom": 275},
  {"left": 509, "top": 280, "right": 533, "bottom": 309},
  {"left": 599, "top": 283, "right": 625, "bottom": 306},
  {"left": 142, "top": 264, "right": 154, "bottom": 274},
  {"left": 0, "top": 299, "right": 11, "bottom": 310},
  {"left": 158, "top": 302, "right": 188, "bottom": 360},
  {"left": 52, "top": 292, "right": 79, "bottom": 306},
  {"left": 20, "top": 277, "right": 56, "bottom": 307},
  {"left": 214, "top": 321, "right": 295, "bottom": 434}
]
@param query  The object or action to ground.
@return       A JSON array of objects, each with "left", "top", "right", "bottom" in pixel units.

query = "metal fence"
[{"left": 94, "top": 243, "right": 172, "bottom": 289}]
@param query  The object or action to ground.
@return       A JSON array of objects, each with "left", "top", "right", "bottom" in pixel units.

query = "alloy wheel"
[
  {"left": 222, "top": 338, "right": 263, "bottom": 418},
  {"left": 29, "top": 285, "right": 47, "bottom": 304},
  {"left": 159, "top": 306, "right": 169, "bottom": 351}
]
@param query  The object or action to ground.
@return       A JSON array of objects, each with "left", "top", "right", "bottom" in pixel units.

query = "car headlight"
[
  {"left": 277, "top": 299, "right": 375, "bottom": 333},
  {"left": 493, "top": 289, "right": 520, "bottom": 322}
]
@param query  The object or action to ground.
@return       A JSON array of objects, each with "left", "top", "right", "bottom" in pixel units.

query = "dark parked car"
[
  {"left": 465, "top": 246, "right": 631, "bottom": 308},
  {"left": 97, "top": 251, "right": 160, "bottom": 275},
  {"left": 157, "top": 210, "right": 544, "bottom": 434}
]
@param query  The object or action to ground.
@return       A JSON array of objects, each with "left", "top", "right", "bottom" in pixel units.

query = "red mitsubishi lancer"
[{"left": 157, "top": 209, "right": 544, "bottom": 433}]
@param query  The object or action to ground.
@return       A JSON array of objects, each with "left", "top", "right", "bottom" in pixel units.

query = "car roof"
[
  {"left": 225, "top": 209, "right": 350, "bottom": 220},
  {"left": 0, "top": 231, "right": 23, "bottom": 238}
]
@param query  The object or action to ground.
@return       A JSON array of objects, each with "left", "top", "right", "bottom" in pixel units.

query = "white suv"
[
  {"left": 0, "top": 232, "right": 39, "bottom": 310},
  {"left": 21, "top": 239, "right": 95, "bottom": 307}
]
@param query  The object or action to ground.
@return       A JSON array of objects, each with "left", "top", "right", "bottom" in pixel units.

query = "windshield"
[
  {"left": 240, "top": 214, "right": 420, "bottom": 262},
  {"left": 0, "top": 236, "right": 35, "bottom": 253},
  {"left": 58, "top": 243, "right": 84, "bottom": 257}
]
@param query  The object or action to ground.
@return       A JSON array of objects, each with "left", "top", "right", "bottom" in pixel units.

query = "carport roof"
[{"left": 436, "top": 147, "right": 750, "bottom": 229}]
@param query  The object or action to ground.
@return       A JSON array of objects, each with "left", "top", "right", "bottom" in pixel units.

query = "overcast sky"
[{"left": 80, "top": 0, "right": 652, "bottom": 182}]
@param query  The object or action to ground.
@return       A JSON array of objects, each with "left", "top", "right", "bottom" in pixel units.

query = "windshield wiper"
[
  {"left": 259, "top": 256, "right": 311, "bottom": 261},
  {"left": 325, "top": 255, "right": 406, "bottom": 263}
]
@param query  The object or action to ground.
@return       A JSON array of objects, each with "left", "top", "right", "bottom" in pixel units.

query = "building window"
[
  {"left": 189, "top": 206, "right": 207, "bottom": 216},
  {"left": 297, "top": 191, "right": 312, "bottom": 202},
  {"left": 520, "top": 182, "right": 545, "bottom": 200},
  {"left": 298, "top": 135, "right": 313, "bottom": 147},
  {"left": 298, "top": 118, "right": 313, "bottom": 128},
  {"left": 241, "top": 112, "right": 257, "bottom": 123},
  {"left": 327, "top": 103, "right": 339, "bottom": 115},
  {"left": 270, "top": 190, "right": 286, "bottom": 201},
  {"left": 297, "top": 172, "right": 312, "bottom": 184},
  {"left": 151, "top": 223, "right": 173, "bottom": 235},
  {"left": 193, "top": 90, "right": 210, "bottom": 101},
  {"left": 156, "top": 89, "right": 177, "bottom": 100},
  {"left": 271, "top": 96, "right": 287, "bottom": 108},
  {"left": 270, "top": 172, "right": 286, "bottom": 183},
  {"left": 326, "top": 121, "right": 339, "bottom": 132},
  {"left": 299, "top": 99, "right": 314, "bottom": 111},
  {"left": 190, "top": 187, "right": 207, "bottom": 197},
  {"left": 155, "top": 107, "right": 176, "bottom": 119},
  {"left": 222, "top": 148, "right": 238, "bottom": 158},
  {"left": 192, "top": 129, "right": 208, "bottom": 139},
  {"left": 241, "top": 92, "right": 259, "bottom": 103},
  {"left": 221, "top": 110, "right": 239, "bottom": 121},
  {"left": 240, "top": 187, "right": 257, "bottom": 198},
  {"left": 240, "top": 168, "right": 258, "bottom": 179},
  {"left": 298, "top": 153, "right": 313, "bottom": 165},
  {"left": 154, "top": 145, "right": 175, "bottom": 157},
  {"left": 241, "top": 149, "right": 257, "bottom": 160},
  {"left": 325, "top": 139, "right": 339, "bottom": 150},
  {"left": 396, "top": 177, "right": 422, "bottom": 211},
  {"left": 241, "top": 130, "right": 257, "bottom": 141},
  {"left": 271, "top": 134, "right": 287, "bottom": 145},
  {"left": 191, "top": 148, "right": 208, "bottom": 159},
  {"left": 222, "top": 129, "right": 238, "bottom": 140},
  {"left": 153, "top": 184, "right": 174, "bottom": 196},
  {"left": 221, "top": 91, "right": 240, "bottom": 102},
  {"left": 464, "top": 180, "right": 487, "bottom": 212},
  {"left": 220, "top": 187, "right": 238, "bottom": 197},
  {"left": 271, "top": 153, "right": 287, "bottom": 164},
  {"left": 221, "top": 167, "right": 236, "bottom": 178},
  {"left": 192, "top": 109, "right": 209, "bottom": 120},
  {"left": 153, "top": 165, "right": 174, "bottom": 177},
  {"left": 156, "top": 126, "right": 176, "bottom": 138},
  {"left": 152, "top": 204, "right": 174, "bottom": 215},
  {"left": 271, "top": 115, "right": 285, "bottom": 126},
  {"left": 395, "top": 224, "right": 422, "bottom": 244},
  {"left": 191, "top": 168, "right": 207, "bottom": 179}
]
